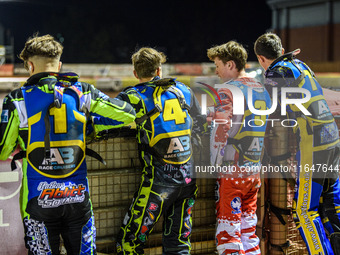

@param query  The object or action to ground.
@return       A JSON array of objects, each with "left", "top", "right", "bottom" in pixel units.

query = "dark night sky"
[{"left": 0, "top": 0, "right": 272, "bottom": 64}]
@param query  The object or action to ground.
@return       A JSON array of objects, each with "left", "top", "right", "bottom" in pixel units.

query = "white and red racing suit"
[{"left": 211, "top": 77, "right": 271, "bottom": 255}]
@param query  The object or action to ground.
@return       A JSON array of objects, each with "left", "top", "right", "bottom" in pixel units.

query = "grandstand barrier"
[{"left": 0, "top": 64, "right": 13, "bottom": 76}]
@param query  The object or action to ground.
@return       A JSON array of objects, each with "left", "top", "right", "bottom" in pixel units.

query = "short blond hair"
[
  {"left": 207, "top": 41, "right": 247, "bottom": 71},
  {"left": 19, "top": 34, "right": 63, "bottom": 69},
  {"left": 132, "top": 47, "right": 166, "bottom": 78}
]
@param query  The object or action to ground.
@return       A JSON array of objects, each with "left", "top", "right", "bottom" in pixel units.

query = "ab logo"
[
  {"left": 248, "top": 138, "right": 264, "bottom": 152},
  {"left": 318, "top": 100, "right": 330, "bottom": 115},
  {"left": 167, "top": 136, "right": 190, "bottom": 154},
  {"left": 42, "top": 148, "right": 75, "bottom": 165},
  {"left": 29, "top": 146, "right": 82, "bottom": 177}
]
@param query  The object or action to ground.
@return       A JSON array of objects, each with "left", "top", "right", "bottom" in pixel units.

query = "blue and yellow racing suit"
[
  {"left": 264, "top": 52, "right": 340, "bottom": 255},
  {"left": 0, "top": 72, "right": 136, "bottom": 255},
  {"left": 115, "top": 77, "right": 206, "bottom": 255}
]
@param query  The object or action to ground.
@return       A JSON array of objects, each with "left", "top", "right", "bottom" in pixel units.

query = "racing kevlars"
[
  {"left": 255, "top": 32, "right": 340, "bottom": 255},
  {"left": 0, "top": 34, "right": 136, "bottom": 255},
  {"left": 207, "top": 41, "right": 270, "bottom": 255},
  {"left": 115, "top": 47, "right": 206, "bottom": 255}
]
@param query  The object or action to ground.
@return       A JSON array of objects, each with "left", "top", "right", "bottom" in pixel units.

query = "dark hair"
[
  {"left": 254, "top": 33, "right": 282, "bottom": 60},
  {"left": 207, "top": 41, "right": 247, "bottom": 71}
]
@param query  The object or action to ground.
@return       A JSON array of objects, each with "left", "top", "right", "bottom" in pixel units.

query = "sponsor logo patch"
[
  {"left": 37, "top": 181, "right": 86, "bottom": 208},
  {"left": 231, "top": 197, "right": 242, "bottom": 214}
]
